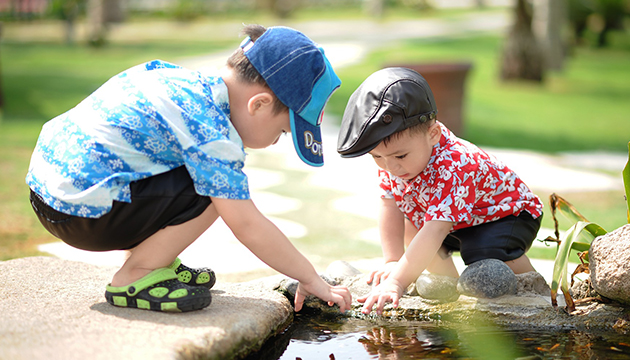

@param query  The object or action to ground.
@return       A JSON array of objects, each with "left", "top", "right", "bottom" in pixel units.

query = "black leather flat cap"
[{"left": 337, "top": 67, "right": 437, "bottom": 158}]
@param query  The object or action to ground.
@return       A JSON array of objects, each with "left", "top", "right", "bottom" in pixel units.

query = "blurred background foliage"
[{"left": 0, "top": 0, "right": 628, "bottom": 262}]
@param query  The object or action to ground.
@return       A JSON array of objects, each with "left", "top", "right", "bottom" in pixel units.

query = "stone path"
[{"left": 0, "top": 257, "right": 293, "bottom": 360}]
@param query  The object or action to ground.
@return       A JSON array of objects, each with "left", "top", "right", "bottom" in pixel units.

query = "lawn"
[{"left": 1, "top": 9, "right": 628, "bottom": 266}]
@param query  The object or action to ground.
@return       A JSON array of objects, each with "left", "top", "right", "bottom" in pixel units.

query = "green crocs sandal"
[
  {"left": 168, "top": 258, "right": 216, "bottom": 289},
  {"left": 105, "top": 268, "right": 211, "bottom": 312}
]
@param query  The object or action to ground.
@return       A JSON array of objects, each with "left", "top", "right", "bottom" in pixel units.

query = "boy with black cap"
[
  {"left": 337, "top": 67, "right": 543, "bottom": 315},
  {"left": 27, "top": 24, "right": 351, "bottom": 313}
]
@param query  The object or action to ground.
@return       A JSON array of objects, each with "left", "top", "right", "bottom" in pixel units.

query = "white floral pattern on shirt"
[
  {"left": 379, "top": 123, "right": 543, "bottom": 232},
  {"left": 26, "top": 60, "right": 249, "bottom": 218}
]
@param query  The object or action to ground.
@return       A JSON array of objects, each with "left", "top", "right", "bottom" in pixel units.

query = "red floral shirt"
[{"left": 379, "top": 123, "right": 543, "bottom": 232}]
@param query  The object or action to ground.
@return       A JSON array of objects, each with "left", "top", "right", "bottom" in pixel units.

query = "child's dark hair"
[
  {"left": 227, "top": 24, "right": 288, "bottom": 115},
  {"left": 381, "top": 119, "right": 436, "bottom": 147}
]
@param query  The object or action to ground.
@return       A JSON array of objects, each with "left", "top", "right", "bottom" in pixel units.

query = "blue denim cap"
[{"left": 240, "top": 26, "right": 341, "bottom": 167}]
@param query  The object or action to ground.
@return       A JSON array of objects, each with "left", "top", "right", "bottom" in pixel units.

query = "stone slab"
[{"left": 0, "top": 257, "right": 293, "bottom": 360}]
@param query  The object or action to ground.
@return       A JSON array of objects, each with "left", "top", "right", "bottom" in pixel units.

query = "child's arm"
[
  {"left": 212, "top": 197, "right": 352, "bottom": 312},
  {"left": 358, "top": 219, "right": 453, "bottom": 315},
  {"left": 367, "top": 198, "right": 405, "bottom": 286}
]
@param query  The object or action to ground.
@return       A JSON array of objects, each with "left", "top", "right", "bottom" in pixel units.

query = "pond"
[{"left": 247, "top": 314, "right": 630, "bottom": 360}]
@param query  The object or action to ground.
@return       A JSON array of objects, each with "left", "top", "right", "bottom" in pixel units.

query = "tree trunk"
[
  {"left": 63, "top": 1, "right": 80, "bottom": 45},
  {"left": 533, "top": 0, "right": 568, "bottom": 71},
  {"left": 0, "top": 22, "right": 4, "bottom": 111},
  {"left": 500, "top": 0, "right": 545, "bottom": 82},
  {"left": 255, "top": 0, "right": 298, "bottom": 18},
  {"left": 87, "top": 0, "right": 106, "bottom": 46},
  {"left": 364, "top": 0, "right": 384, "bottom": 18},
  {"left": 87, "top": 0, "right": 123, "bottom": 46}
]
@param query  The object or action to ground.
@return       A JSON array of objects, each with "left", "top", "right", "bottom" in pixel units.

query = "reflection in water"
[
  {"left": 246, "top": 314, "right": 630, "bottom": 360},
  {"left": 359, "top": 324, "right": 457, "bottom": 359}
]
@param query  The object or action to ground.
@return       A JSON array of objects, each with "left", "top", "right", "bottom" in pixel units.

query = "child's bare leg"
[
  {"left": 426, "top": 246, "right": 459, "bottom": 278},
  {"left": 505, "top": 254, "right": 536, "bottom": 274},
  {"left": 111, "top": 203, "right": 219, "bottom": 287}
]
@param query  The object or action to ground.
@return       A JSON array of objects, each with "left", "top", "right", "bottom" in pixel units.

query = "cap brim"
[
  {"left": 338, "top": 141, "right": 380, "bottom": 158},
  {"left": 290, "top": 110, "right": 324, "bottom": 167}
]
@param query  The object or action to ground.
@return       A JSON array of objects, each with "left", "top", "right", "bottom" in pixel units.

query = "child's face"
[{"left": 369, "top": 124, "right": 441, "bottom": 181}]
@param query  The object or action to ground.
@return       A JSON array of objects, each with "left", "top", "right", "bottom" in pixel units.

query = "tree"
[
  {"left": 50, "top": 0, "right": 84, "bottom": 45},
  {"left": 595, "top": 0, "right": 626, "bottom": 47},
  {"left": 364, "top": 0, "right": 384, "bottom": 18},
  {"left": 0, "top": 22, "right": 3, "bottom": 112},
  {"left": 254, "top": 0, "right": 299, "bottom": 18},
  {"left": 568, "top": 0, "right": 594, "bottom": 46},
  {"left": 568, "top": 0, "right": 628, "bottom": 48},
  {"left": 87, "top": 0, "right": 124, "bottom": 47},
  {"left": 500, "top": 0, "right": 545, "bottom": 82},
  {"left": 533, "top": 0, "right": 568, "bottom": 71}
]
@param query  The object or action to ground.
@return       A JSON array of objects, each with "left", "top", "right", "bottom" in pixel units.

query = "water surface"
[{"left": 248, "top": 314, "right": 630, "bottom": 359}]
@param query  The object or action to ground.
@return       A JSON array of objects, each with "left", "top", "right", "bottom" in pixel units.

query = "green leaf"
[
  {"left": 554, "top": 194, "right": 589, "bottom": 223},
  {"left": 550, "top": 222, "right": 607, "bottom": 307}
]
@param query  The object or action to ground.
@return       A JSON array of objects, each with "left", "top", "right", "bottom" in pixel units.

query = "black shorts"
[
  {"left": 30, "top": 166, "right": 212, "bottom": 251},
  {"left": 442, "top": 211, "right": 542, "bottom": 265}
]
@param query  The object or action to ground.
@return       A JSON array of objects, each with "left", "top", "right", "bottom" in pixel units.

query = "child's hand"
[
  {"left": 357, "top": 280, "right": 404, "bottom": 315},
  {"left": 294, "top": 279, "right": 352, "bottom": 313},
  {"left": 366, "top": 261, "right": 398, "bottom": 286}
]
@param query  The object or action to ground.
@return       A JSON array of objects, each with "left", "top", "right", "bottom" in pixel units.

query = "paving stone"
[{"left": 0, "top": 257, "right": 293, "bottom": 360}]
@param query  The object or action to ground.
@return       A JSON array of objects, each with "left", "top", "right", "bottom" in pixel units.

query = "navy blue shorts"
[
  {"left": 30, "top": 166, "right": 212, "bottom": 251},
  {"left": 442, "top": 211, "right": 542, "bottom": 265}
]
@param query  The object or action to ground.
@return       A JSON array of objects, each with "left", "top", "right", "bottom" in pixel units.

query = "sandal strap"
[
  {"left": 167, "top": 257, "right": 182, "bottom": 271},
  {"left": 106, "top": 268, "right": 178, "bottom": 296}
]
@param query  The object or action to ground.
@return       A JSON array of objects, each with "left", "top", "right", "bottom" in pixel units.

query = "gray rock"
[
  {"left": 457, "top": 259, "right": 517, "bottom": 298},
  {"left": 516, "top": 271, "right": 550, "bottom": 296},
  {"left": 0, "top": 256, "right": 293, "bottom": 360},
  {"left": 590, "top": 224, "right": 630, "bottom": 304},
  {"left": 571, "top": 278, "right": 599, "bottom": 300},
  {"left": 339, "top": 264, "right": 628, "bottom": 333},
  {"left": 414, "top": 273, "right": 460, "bottom": 303}
]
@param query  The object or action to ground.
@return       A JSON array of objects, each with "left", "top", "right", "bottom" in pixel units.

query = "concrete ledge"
[{"left": 0, "top": 257, "right": 293, "bottom": 360}]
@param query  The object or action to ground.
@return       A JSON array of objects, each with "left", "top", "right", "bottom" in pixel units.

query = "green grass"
[
  {"left": 0, "top": 121, "right": 56, "bottom": 260},
  {"left": 2, "top": 40, "right": 231, "bottom": 121}
]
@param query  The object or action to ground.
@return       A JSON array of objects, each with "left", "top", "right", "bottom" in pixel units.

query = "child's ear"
[
  {"left": 428, "top": 121, "right": 441, "bottom": 145},
  {"left": 247, "top": 92, "right": 274, "bottom": 115}
]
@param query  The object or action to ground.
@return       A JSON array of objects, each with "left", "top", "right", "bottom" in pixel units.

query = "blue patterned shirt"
[{"left": 26, "top": 60, "right": 249, "bottom": 218}]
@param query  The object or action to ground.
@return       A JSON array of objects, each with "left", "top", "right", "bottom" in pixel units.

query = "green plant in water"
[{"left": 548, "top": 142, "right": 630, "bottom": 312}]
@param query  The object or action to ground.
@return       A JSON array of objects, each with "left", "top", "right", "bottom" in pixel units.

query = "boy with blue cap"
[
  {"left": 337, "top": 67, "right": 543, "bottom": 315},
  {"left": 27, "top": 24, "right": 351, "bottom": 313}
]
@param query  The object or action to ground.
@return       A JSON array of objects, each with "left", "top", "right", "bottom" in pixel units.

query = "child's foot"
[
  {"left": 168, "top": 258, "right": 216, "bottom": 289},
  {"left": 105, "top": 268, "right": 211, "bottom": 312}
]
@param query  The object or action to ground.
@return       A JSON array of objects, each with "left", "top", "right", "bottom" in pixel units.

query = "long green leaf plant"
[{"left": 549, "top": 141, "right": 630, "bottom": 313}]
